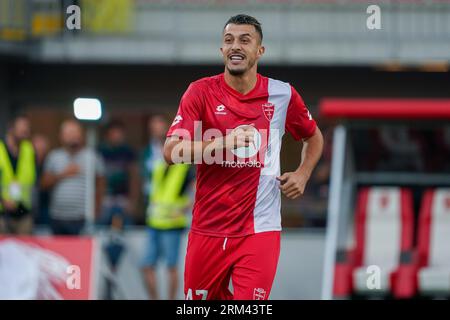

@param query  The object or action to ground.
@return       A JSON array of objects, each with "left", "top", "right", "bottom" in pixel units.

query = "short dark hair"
[
  {"left": 103, "top": 120, "right": 125, "bottom": 135},
  {"left": 105, "top": 120, "right": 125, "bottom": 130},
  {"left": 224, "top": 14, "right": 263, "bottom": 43}
]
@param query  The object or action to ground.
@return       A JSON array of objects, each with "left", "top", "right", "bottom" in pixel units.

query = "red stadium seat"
[
  {"left": 334, "top": 187, "right": 417, "bottom": 299},
  {"left": 417, "top": 188, "right": 450, "bottom": 297}
]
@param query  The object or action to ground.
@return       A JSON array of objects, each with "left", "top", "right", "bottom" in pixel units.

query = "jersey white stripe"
[{"left": 253, "top": 78, "right": 291, "bottom": 233}]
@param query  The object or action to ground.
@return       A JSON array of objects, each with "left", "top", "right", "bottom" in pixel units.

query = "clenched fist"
[
  {"left": 276, "top": 171, "right": 310, "bottom": 199},
  {"left": 224, "top": 125, "right": 255, "bottom": 151}
]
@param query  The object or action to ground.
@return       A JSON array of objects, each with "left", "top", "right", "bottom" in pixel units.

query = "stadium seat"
[
  {"left": 417, "top": 188, "right": 450, "bottom": 297},
  {"left": 334, "top": 187, "right": 416, "bottom": 299}
]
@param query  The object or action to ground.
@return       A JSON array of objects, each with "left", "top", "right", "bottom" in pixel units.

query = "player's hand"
[
  {"left": 277, "top": 171, "right": 310, "bottom": 199},
  {"left": 223, "top": 126, "right": 254, "bottom": 151},
  {"left": 62, "top": 163, "right": 80, "bottom": 178}
]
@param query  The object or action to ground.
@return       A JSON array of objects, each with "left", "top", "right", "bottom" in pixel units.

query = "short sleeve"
[
  {"left": 166, "top": 82, "right": 203, "bottom": 140},
  {"left": 285, "top": 86, "right": 317, "bottom": 141}
]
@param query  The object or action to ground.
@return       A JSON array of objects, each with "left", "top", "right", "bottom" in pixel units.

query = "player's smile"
[{"left": 228, "top": 53, "right": 246, "bottom": 65}]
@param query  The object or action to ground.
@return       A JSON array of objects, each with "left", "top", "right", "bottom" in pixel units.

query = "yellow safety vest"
[
  {"left": 0, "top": 140, "right": 36, "bottom": 211},
  {"left": 147, "top": 162, "right": 190, "bottom": 230}
]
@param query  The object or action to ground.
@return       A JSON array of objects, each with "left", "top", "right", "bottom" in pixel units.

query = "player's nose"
[{"left": 230, "top": 41, "right": 242, "bottom": 51}]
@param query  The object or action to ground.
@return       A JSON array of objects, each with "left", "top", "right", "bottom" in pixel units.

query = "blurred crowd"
[
  {"left": 0, "top": 113, "right": 333, "bottom": 236},
  {"left": 0, "top": 114, "right": 197, "bottom": 299},
  {"left": 0, "top": 114, "right": 189, "bottom": 236}
]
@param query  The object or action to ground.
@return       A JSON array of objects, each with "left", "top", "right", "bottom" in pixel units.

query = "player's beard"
[
  {"left": 226, "top": 56, "right": 256, "bottom": 76},
  {"left": 227, "top": 65, "right": 246, "bottom": 76}
]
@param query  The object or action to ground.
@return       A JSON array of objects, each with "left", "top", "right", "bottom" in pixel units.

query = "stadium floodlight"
[
  {"left": 73, "top": 98, "right": 102, "bottom": 121},
  {"left": 73, "top": 97, "right": 102, "bottom": 235}
]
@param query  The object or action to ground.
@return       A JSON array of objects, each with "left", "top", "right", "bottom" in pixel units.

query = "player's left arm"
[
  {"left": 277, "top": 127, "right": 324, "bottom": 199},
  {"left": 278, "top": 86, "right": 324, "bottom": 199}
]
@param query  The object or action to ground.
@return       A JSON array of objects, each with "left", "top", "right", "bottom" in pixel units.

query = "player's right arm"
[
  {"left": 164, "top": 127, "right": 254, "bottom": 165},
  {"left": 163, "top": 82, "right": 253, "bottom": 165}
]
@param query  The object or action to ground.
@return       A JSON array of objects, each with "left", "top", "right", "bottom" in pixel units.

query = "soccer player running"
[{"left": 164, "top": 14, "right": 324, "bottom": 300}]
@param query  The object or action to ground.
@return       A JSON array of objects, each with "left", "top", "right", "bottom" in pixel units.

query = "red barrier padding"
[
  {"left": 0, "top": 236, "right": 97, "bottom": 300},
  {"left": 320, "top": 99, "right": 450, "bottom": 119},
  {"left": 391, "top": 256, "right": 419, "bottom": 299}
]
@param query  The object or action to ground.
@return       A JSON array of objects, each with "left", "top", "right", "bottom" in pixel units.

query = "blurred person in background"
[
  {"left": 141, "top": 115, "right": 195, "bottom": 300},
  {"left": 97, "top": 121, "right": 139, "bottom": 227},
  {"left": 141, "top": 115, "right": 167, "bottom": 204},
  {"left": 41, "top": 120, "right": 106, "bottom": 235},
  {"left": 32, "top": 134, "right": 51, "bottom": 226},
  {"left": 0, "top": 115, "right": 36, "bottom": 235}
]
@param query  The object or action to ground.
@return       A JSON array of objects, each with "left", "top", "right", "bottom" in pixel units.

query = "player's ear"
[{"left": 257, "top": 45, "right": 265, "bottom": 58}]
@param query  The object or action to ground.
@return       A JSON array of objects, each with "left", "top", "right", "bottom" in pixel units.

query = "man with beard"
[
  {"left": 0, "top": 115, "right": 36, "bottom": 235},
  {"left": 41, "top": 120, "right": 106, "bottom": 235},
  {"left": 164, "top": 14, "right": 323, "bottom": 300}
]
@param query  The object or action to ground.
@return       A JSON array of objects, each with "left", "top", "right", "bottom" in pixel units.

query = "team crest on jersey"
[
  {"left": 253, "top": 288, "right": 266, "bottom": 300},
  {"left": 262, "top": 103, "right": 275, "bottom": 122}
]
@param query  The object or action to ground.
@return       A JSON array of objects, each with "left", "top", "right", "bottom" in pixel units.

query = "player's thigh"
[
  {"left": 184, "top": 232, "right": 232, "bottom": 300},
  {"left": 231, "top": 231, "right": 281, "bottom": 300}
]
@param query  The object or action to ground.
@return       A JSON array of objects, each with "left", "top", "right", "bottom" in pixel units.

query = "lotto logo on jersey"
[
  {"left": 171, "top": 115, "right": 183, "bottom": 126},
  {"left": 215, "top": 104, "right": 227, "bottom": 115}
]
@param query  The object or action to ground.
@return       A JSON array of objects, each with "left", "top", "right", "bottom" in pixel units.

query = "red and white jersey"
[{"left": 167, "top": 73, "right": 316, "bottom": 237}]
